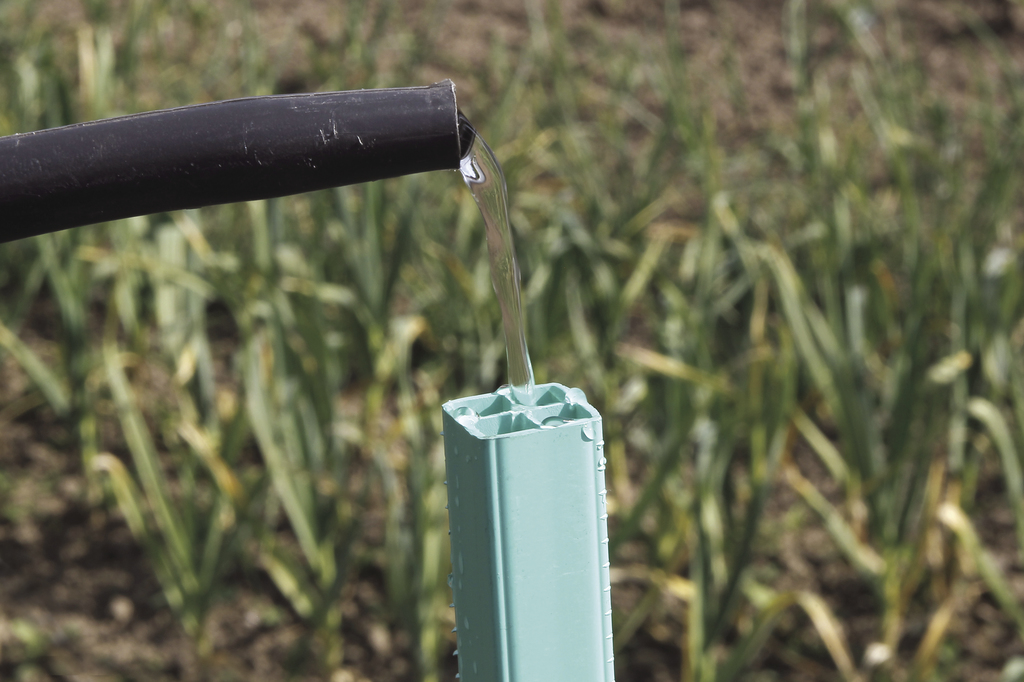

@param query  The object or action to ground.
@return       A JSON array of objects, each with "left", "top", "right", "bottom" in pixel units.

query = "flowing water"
[{"left": 459, "top": 119, "right": 536, "bottom": 403}]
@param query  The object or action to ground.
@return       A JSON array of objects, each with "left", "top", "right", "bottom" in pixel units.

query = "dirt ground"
[{"left": 5, "top": 0, "right": 1024, "bottom": 680}]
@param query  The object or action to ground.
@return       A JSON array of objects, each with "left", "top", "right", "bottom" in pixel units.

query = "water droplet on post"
[
  {"left": 565, "top": 387, "right": 586, "bottom": 404},
  {"left": 452, "top": 406, "right": 479, "bottom": 428}
]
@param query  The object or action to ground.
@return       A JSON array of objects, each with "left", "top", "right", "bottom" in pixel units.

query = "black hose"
[{"left": 0, "top": 80, "right": 469, "bottom": 243}]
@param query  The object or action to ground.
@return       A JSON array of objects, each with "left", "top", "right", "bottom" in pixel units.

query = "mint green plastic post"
[{"left": 442, "top": 383, "right": 615, "bottom": 681}]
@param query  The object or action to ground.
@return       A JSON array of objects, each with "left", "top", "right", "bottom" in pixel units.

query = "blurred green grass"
[{"left": 1, "top": 0, "right": 1024, "bottom": 680}]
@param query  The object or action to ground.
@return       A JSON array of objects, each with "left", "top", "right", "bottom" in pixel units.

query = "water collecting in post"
[{"left": 458, "top": 115, "right": 535, "bottom": 404}]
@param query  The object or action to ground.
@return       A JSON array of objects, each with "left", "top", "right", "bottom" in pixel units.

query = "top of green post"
[{"left": 443, "top": 383, "right": 599, "bottom": 439}]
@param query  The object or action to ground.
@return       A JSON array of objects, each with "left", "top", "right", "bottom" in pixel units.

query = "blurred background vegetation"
[{"left": 1, "top": 0, "right": 1024, "bottom": 680}]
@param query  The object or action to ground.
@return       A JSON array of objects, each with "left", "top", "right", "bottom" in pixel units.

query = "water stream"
[{"left": 458, "top": 117, "right": 535, "bottom": 404}]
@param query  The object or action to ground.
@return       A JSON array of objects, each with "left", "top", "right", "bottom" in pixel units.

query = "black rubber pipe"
[{"left": 0, "top": 79, "right": 471, "bottom": 243}]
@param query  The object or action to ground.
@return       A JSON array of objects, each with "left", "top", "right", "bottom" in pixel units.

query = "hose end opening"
[{"left": 458, "top": 111, "right": 476, "bottom": 160}]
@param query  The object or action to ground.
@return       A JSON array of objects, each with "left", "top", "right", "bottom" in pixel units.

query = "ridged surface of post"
[{"left": 441, "top": 383, "right": 615, "bottom": 681}]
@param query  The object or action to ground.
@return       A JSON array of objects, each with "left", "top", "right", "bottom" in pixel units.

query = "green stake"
[{"left": 442, "top": 383, "right": 615, "bottom": 681}]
